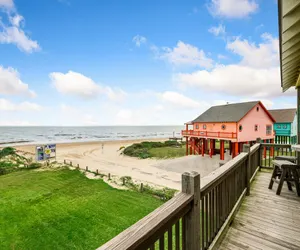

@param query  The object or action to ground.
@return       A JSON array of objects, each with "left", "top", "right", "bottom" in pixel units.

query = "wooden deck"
[{"left": 220, "top": 170, "right": 300, "bottom": 250}]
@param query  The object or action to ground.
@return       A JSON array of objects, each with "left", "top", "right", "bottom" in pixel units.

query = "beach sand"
[{"left": 14, "top": 139, "right": 228, "bottom": 190}]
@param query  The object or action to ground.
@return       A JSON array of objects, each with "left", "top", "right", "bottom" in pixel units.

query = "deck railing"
[
  {"left": 99, "top": 143, "right": 262, "bottom": 250},
  {"left": 260, "top": 143, "right": 294, "bottom": 168},
  {"left": 181, "top": 130, "right": 237, "bottom": 139}
]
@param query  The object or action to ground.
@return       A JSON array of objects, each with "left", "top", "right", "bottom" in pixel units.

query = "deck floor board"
[{"left": 220, "top": 170, "right": 300, "bottom": 250}]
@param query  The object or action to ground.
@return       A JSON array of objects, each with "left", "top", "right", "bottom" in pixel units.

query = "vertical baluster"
[
  {"left": 168, "top": 227, "right": 172, "bottom": 250},
  {"left": 201, "top": 197, "right": 204, "bottom": 250},
  {"left": 175, "top": 221, "right": 180, "bottom": 250},
  {"left": 159, "top": 234, "right": 164, "bottom": 250},
  {"left": 209, "top": 191, "right": 213, "bottom": 243},
  {"left": 205, "top": 195, "right": 209, "bottom": 248},
  {"left": 182, "top": 217, "right": 186, "bottom": 250}
]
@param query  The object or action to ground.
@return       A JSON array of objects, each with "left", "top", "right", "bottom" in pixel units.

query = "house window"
[
  {"left": 277, "top": 124, "right": 281, "bottom": 129},
  {"left": 283, "top": 124, "right": 287, "bottom": 129},
  {"left": 221, "top": 124, "right": 226, "bottom": 130},
  {"left": 195, "top": 124, "right": 199, "bottom": 129},
  {"left": 256, "top": 107, "right": 259, "bottom": 112},
  {"left": 254, "top": 125, "right": 258, "bottom": 131},
  {"left": 266, "top": 125, "right": 272, "bottom": 135},
  {"left": 239, "top": 125, "right": 243, "bottom": 132},
  {"left": 203, "top": 124, "right": 207, "bottom": 129}
]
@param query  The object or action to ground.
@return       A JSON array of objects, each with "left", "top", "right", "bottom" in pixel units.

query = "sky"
[{"left": 0, "top": 0, "right": 297, "bottom": 126}]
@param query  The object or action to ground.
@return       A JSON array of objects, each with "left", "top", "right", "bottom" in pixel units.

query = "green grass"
[
  {"left": 149, "top": 146, "right": 186, "bottom": 159},
  {"left": 0, "top": 169, "right": 163, "bottom": 249}
]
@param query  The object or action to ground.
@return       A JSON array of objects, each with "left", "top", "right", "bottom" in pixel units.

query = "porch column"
[
  {"left": 263, "top": 139, "right": 267, "bottom": 159},
  {"left": 235, "top": 142, "right": 239, "bottom": 156},
  {"left": 211, "top": 139, "right": 215, "bottom": 155},
  {"left": 209, "top": 139, "right": 213, "bottom": 158},
  {"left": 229, "top": 141, "right": 232, "bottom": 155},
  {"left": 201, "top": 139, "right": 204, "bottom": 157},
  {"left": 270, "top": 139, "right": 274, "bottom": 156},
  {"left": 186, "top": 137, "right": 188, "bottom": 155},
  {"left": 220, "top": 140, "right": 225, "bottom": 160},
  {"left": 298, "top": 88, "right": 300, "bottom": 164},
  {"left": 189, "top": 138, "right": 193, "bottom": 155}
]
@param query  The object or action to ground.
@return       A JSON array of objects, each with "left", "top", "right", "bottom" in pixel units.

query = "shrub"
[
  {"left": 28, "top": 162, "right": 42, "bottom": 169},
  {"left": 0, "top": 147, "right": 16, "bottom": 158}
]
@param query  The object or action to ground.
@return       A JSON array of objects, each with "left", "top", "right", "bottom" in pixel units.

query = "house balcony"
[{"left": 181, "top": 129, "right": 237, "bottom": 139}]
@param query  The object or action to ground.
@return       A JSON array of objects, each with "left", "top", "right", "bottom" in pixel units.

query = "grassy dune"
[{"left": 0, "top": 169, "right": 163, "bottom": 249}]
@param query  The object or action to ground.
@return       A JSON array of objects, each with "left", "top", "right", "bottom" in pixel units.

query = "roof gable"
[
  {"left": 192, "top": 101, "right": 260, "bottom": 123},
  {"left": 268, "top": 109, "right": 296, "bottom": 123}
]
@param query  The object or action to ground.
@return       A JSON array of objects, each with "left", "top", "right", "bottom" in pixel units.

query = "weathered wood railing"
[
  {"left": 98, "top": 143, "right": 261, "bottom": 250},
  {"left": 260, "top": 143, "right": 294, "bottom": 168}
]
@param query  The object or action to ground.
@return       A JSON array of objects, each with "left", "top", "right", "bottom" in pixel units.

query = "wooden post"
[
  {"left": 182, "top": 172, "right": 200, "bottom": 250},
  {"left": 77, "top": 163, "right": 79, "bottom": 169},
  {"left": 108, "top": 173, "right": 111, "bottom": 180},
  {"left": 257, "top": 138, "right": 262, "bottom": 169},
  {"left": 220, "top": 140, "right": 225, "bottom": 160},
  {"left": 209, "top": 139, "right": 213, "bottom": 158},
  {"left": 86, "top": 166, "right": 88, "bottom": 171},
  {"left": 263, "top": 140, "right": 267, "bottom": 159},
  {"left": 270, "top": 139, "right": 274, "bottom": 156},
  {"left": 140, "top": 183, "right": 144, "bottom": 192},
  {"left": 186, "top": 137, "right": 188, "bottom": 155},
  {"left": 235, "top": 142, "right": 239, "bottom": 156},
  {"left": 297, "top": 88, "right": 300, "bottom": 164},
  {"left": 64, "top": 159, "right": 66, "bottom": 164},
  {"left": 243, "top": 144, "right": 251, "bottom": 196},
  {"left": 70, "top": 161, "right": 72, "bottom": 166},
  {"left": 96, "top": 169, "right": 99, "bottom": 175}
]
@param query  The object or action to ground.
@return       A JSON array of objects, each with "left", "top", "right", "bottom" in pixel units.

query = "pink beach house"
[{"left": 182, "top": 101, "right": 275, "bottom": 160}]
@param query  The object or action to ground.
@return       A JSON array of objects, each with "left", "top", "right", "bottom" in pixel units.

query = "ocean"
[{"left": 0, "top": 126, "right": 184, "bottom": 145}]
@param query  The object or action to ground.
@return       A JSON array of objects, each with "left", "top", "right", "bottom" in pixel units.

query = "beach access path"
[{"left": 15, "top": 139, "right": 230, "bottom": 189}]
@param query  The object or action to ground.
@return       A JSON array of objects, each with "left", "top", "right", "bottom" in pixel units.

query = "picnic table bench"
[{"left": 268, "top": 160, "right": 300, "bottom": 196}]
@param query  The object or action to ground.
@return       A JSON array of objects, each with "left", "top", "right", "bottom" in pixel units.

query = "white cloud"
[
  {"left": 217, "top": 54, "right": 227, "bottom": 60},
  {"left": 0, "top": 0, "right": 14, "bottom": 9},
  {"left": 50, "top": 71, "right": 101, "bottom": 98},
  {"left": 158, "top": 91, "right": 206, "bottom": 109},
  {"left": 208, "top": 0, "right": 258, "bottom": 18},
  {"left": 227, "top": 33, "right": 279, "bottom": 68},
  {"left": 0, "top": 4, "right": 40, "bottom": 53},
  {"left": 50, "top": 71, "right": 127, "bottom": 101},
  {"left": 132, "top": 35, "right": 147, "bottom": 47},
  {"left": 208, "top": 24, "right": 226, "bottom": 36},
  {"left": 175, "top": 65, "right": 283, "bottom": 98},
  {"left": 156, "top": 41, "right": 214, "bottom": 69},
  {"left": 0, "top": 98, "right": 42, "bottom": 111},
  {"left": 0, "top": 120, "right": 37, "bottom": 126},
  {"left": 174, "top": 34, "right": 289, "bottom": 99},
  {"left": 103, "top": 86, "right": 127, "bottom": 102},
  {"left": 0, "top": 66, "right": 36, "bottom": 97}
]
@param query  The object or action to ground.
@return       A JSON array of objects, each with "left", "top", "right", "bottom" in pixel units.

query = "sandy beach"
[{"left": 14, "top": 138, "right": 229, "bottom": 190}]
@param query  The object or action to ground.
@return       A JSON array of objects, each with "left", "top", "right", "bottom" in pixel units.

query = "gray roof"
[
  {"left": 268, "top": 109, "right": 296, "bottom": 123},
  {"left": 192, "top": 101, "right": 260, "bottom": 123}
]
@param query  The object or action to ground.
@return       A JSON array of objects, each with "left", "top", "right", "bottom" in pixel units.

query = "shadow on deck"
[{"left": 220, "top": 169, "right": 300, "bottom": 250}]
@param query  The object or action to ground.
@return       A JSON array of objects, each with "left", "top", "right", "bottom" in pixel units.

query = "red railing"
[{"left": 182, "top": 130, "right": 237, "bottom": 139}]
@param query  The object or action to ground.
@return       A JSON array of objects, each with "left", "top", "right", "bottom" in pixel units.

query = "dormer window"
[
  {"left": 203, "top": 124, "right": 207, "bottom": 130},
  {"left": 195, "top": 124, "right": 199, "bottom": 129}
]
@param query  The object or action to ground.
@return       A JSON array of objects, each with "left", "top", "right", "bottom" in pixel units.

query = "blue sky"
[{"left": 0, "top": 0, "right": 296, "bottom": 125}]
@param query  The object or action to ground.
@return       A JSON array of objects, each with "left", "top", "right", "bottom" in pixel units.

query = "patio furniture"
[
  {"left": 275, "top": 155, "right": 297, "bottom": 163},
  {"left": 269, "top": 160, "right": 300, "bottom": 196}
]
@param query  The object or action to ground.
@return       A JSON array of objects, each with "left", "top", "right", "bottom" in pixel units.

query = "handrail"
[
  {"left": 98, "top": 193, "right": 193, "bottom": 250},
  {"left": 200, "top": 152, "right": 247, "bottom": 195},
  {"left": 98, "top": 143, "right": 262, "bottom": 250},
  {"left": 181, "top": 129, "right": 237, "bottom": 139}
]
